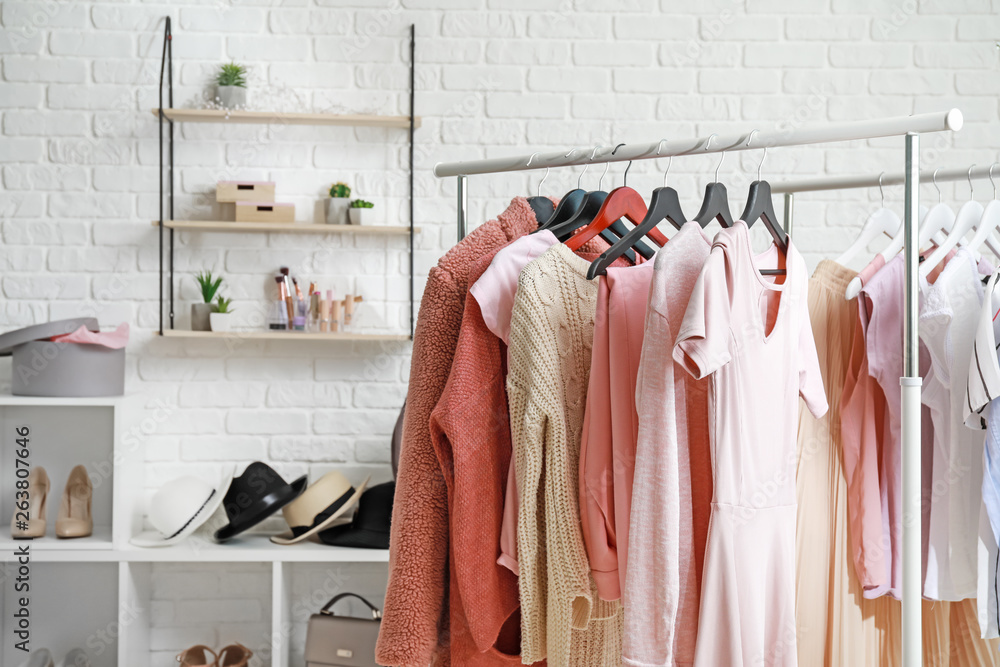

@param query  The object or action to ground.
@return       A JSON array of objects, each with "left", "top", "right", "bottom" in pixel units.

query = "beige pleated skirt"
[{"left": 795, "top": 260, "right": 998, "bottom": 666}]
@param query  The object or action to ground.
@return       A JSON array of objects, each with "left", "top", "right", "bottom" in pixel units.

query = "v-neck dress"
[{"left": 673, "top": 222, "right": 828, "bottom": 667}]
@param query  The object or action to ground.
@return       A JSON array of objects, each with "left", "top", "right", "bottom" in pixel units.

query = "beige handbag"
[{"left": 305, "top": 592, "right": 382, "bottom": 667}]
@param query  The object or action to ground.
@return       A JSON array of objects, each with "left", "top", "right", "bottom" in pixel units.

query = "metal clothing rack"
[{"left": 433, "top": 109, "right": 964, "bottom": 666}]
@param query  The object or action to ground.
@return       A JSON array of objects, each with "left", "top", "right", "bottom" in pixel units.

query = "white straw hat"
[{"left": 130, "top": 467, "right": 234, "bottom": 548}]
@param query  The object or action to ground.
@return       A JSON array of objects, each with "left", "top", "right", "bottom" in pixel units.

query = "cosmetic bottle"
[{"left": 269, "top": 276, "right": 288, "bottom": 330}]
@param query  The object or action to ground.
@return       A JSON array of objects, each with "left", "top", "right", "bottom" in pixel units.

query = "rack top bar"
[
  {"left": 433, "top": 109, "right": 963, "bottom": 178},
  {"left": 771, "top": 163, "right": 996, "bottom": 194}
]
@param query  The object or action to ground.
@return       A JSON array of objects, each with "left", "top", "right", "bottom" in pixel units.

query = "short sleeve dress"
[{"left": 673, "top": 221, "right": 828, "bottom": 667}]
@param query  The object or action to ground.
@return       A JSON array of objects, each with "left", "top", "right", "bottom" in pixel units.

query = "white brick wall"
[{"left": 2, "top": 0, "right": 1000, "bottom": 659}]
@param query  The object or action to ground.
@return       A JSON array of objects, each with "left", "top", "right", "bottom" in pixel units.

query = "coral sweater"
[{"left": 377, "top": 198, "right": 539, "bottom": 667}]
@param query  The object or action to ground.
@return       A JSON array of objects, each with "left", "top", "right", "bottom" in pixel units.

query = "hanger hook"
[
  {"left": 598, "top": 147, "right": 611, "bottom": 191},
  {"left": 537, "top": 166, "right": 549, "bottom": 197},
  {"left": 564, "top": 148, "right": 581, "bottom": 190},
  {"left": 878, "top": 172, "right": 886, "bottom": 208},
  {"left": 968, "top": 164, "right": 977, "bottom": 201},
  {"left": 747, "top": 129, "right": 767, "bottom": 182},
  {"left": 526, "top": 151, "right": 540, "bottom": 168},
  {"left": 611, "top": 143, "right": 631, "bottom": 187},
  {"left": 705, "top": 133, "right": 725, "bottom": 182},
  {"left": 932, "top": 168, "right": 942, "bottom": 203},
  {"left": 579, "top": 146, "right": 599, "bottom": 189},
  {"left": 656, "top": 138, "right": 673, "bottom": 187},
  {"left": 989, "top": 163, "right": 998, "bottom": 200}
]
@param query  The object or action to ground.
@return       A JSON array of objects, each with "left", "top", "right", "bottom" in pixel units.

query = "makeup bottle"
[
  {"left": 269, "top": 276, "right": 288, "bottom": 330},
  {"left": 331, "top": 297, "right": 342, "bottom": 333},
  {"left": 343, "top": 294, "right": 355, "bottom": 329},
  {"left": 320, "top": 292, "right": 331, "bottom": 332},
  {"left": 310, "top": 291, "right": 321, "bottom": 332}
]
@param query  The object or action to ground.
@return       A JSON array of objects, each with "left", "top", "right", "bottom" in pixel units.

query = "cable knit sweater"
[
  {"left": 507, "top": 243, "right": 623, "bottom": 667},
  {"left": 377, "top": 198, "right": 539, "bottom": 667}
]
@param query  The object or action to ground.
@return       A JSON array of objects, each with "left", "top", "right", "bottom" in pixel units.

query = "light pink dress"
[
  {"left": 623, "top": 223, "right": 713, "bottom": 667},
  {"left": 673, "top": 222, "right": 827, "bottom": 667},
  {"left": 579, "top": 259, "right": 654, "bottom": 601}
]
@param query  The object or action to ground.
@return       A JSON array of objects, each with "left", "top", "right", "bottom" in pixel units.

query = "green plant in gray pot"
[
  {"left": 192, "top": 271, "right": 223, "bottom": 331},
  {"left": 348, "top": 198, "right": 374, "bottom": 225},
  {"left": 210, "top": 295, "right": 234, "bottom": 332},
  {"left": 216, "top": 62, "right": 247, "bottom": 109},
  {"left": 326, "top": 182, "right": 351, "bottom": 224}
]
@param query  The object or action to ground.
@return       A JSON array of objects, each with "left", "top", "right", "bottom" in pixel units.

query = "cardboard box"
[
  {"left": 217, "top": 181, "right": 275, "bottom": 203},
  {"left": 235, "top": 201, "right": 295, "bottom": 223}
]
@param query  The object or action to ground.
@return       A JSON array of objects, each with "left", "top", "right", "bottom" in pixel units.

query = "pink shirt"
[
  {"left": 623, "top": 223, "right": 713, "bottom": 667},
  {"left": 579, "top": 258, "right": 655, "bottom": 600},
  {"left": 470, "top": 229, "right": 560, "bottom": 574}
]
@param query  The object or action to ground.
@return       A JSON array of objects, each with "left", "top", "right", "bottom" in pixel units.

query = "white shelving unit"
[{"left": 0, "top": 395, "right": 389, "bottom": 667}]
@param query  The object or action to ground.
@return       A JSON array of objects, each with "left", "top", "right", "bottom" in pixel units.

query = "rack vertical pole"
[
  {"left": 408, "top": 23, "right": 415, "bottom": 338},
  {"left": 456, "top": 175, "right": 468, "bottom": 241},
  {"left": 167, "top": 20, "right": 175, "bottom": 330},
  {"left": 901, "top": 131, "right": 922, "bottom": 667},
  {"left": 782, "top": 192, "right": 794, "bottom": 236},
  {"left": 157, "top": 18, "right": 170, "bottom": 335}
]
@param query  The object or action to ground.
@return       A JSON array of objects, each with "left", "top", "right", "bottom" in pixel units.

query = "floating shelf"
[
  {"left": 0, "top": 525, "right": 113, "bottom": 554},
  {"left": 159, "top": 329, "right": 411, "bottom": 342},
  {"left": 152, "top": 219, "right": 419, "bottom": 235},
  {"left": 0, "top": 395, "right": 121, "bottom": 407},
  {"left": 151, "top": 108, "right": 420, "bottom": 128}
]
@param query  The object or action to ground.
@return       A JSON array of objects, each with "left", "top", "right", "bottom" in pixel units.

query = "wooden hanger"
[
  {"left": 589, "top": 140, "right": 684, "bottom": 279},
  {"left": 692, "top": 134, "right": 734, "bottom": 228},
  {"left": 565, "top": 144, "right": 667, "bottom": 257}
]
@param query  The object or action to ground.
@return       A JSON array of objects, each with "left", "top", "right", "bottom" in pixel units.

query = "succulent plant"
[
  {"left": 195, "top": 271, "right": 223, "bottom": 304},
  {"left": 349, "top": 199, "right": 374, "bottom": 209},
  {"left": 216, "top": 62, "right": 247, "bottom": 88},
  {"left": 215, "top": 295, "right": 234, "bottom": 314},
  {"left": 329, "top": 182, "right": 351, "bottom": 198}
]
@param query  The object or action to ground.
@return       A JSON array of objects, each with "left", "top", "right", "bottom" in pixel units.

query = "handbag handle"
[{"left": 320, "top": 592, "right": 382, "bottom": 620}]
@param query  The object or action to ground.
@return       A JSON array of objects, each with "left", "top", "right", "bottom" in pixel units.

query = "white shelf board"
[
  {"left": 0, "top": 395, "right": 121, "bottom": 407},
  {"left": 152, "top": 219, "right": 419, "bottom": 235},
  {"left": 160, "top": 329, "right": 411, "bottom": 342},
  {"left": 0, "top": 524, "right": 113, "bottom": 556},
  {"left": 152, "top": 107, "right": 421, "bottom": 129}
]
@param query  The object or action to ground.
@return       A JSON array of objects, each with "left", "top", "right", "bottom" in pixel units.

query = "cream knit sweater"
[{"left": 507, "top": 243, "right": 623, "bottom": 667}]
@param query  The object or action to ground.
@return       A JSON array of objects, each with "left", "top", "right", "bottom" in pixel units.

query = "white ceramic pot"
[
  {"left": 209, "top": 312, "right": 233, "bottom": 332},
  {"left": 348, "top": 207, "right": 372, "bottom": 225},
  {"left": 191, "top": 303, "right": 217, "bottom": 331},
  {"left": 217, "top": 85, "right": 247, "bottom": 109},
  {"left": 326, "top": 198, "right": 350, "bottom": 224}
]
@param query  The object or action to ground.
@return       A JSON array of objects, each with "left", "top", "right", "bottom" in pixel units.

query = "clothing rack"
[{"left": 433, "top": 109, "right": 964, "bottom": 667}]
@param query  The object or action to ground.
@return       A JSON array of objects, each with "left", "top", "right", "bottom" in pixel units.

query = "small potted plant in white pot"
[
  {"left": 216, "top": 62, "right": 247, "bottom": 109},
  {"left": 348, "top": 199, "right": 374, "bottom": 225},
  {"left": 326, "top": 182, "right": 351, "bottom": 224},
  {"left": 210, "top": 295, "right": 234, "bottom": 332},
  {"left": 192, "top": 271, "right": 222, "bottom": 331}
]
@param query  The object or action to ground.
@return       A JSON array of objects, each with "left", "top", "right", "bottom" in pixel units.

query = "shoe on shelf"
[
  {"left": 18, "top": 648, "right": 54, "bottom": 667},
  {"left": 176, "top": 645, "right": 218, "bottom": 667},
  {"left": 218, "top": 643, "right": 253, "bottom": 667},
  {"left": 57, "top": 649, "right": 91, "bottom": 667},
  {"left": 55, "top": 465, "right": 93, "bottom": 539},
  {"left": 11, "top": 467, "right": 50, "bottom": 539}
]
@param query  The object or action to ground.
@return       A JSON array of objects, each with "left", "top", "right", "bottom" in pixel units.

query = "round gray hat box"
[{"left": 0, "top": 318, "right": 126, "bottom": 397}]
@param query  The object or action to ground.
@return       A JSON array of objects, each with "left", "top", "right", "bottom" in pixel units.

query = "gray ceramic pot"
[
  {"left": 217, "top": 85, "right": 246, "bottom": 109},
  {"left": 191, "top": 303, "right": 218, "bottom": 331}
]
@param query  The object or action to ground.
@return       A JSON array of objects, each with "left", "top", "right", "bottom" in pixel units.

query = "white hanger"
[
  {"left": 835, "top": 173, "right": 901, "bottom": 267},
  {"left": 919, "top": 165, "right": 984, "bottom": 280},
  {"left": 967, "top": 163, "right": 1000, "bottom": 259}
]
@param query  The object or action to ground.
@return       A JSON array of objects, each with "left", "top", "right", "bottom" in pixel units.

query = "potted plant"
[
  {"left": 192, "top": 271, "right": 223, "bottom": 331},
  {"left": 326, "top": 182, "right": 351, "bottom": 224},
  {"left": 216, "top": 62, "right": 247, "bottom": 109},
  {"left": 210, "top": 296, "right": 234, "bottom": 332},
  {"left": 348, "top": 199, "right": 374, "bottom": 225}
]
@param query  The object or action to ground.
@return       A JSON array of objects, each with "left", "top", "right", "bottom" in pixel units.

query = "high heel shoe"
[
  {"left": 11, "top": 467, "right": 49, "bottom": 539},
  {"left": 57, "top": 649, "right": 91, "bottom": 667},
  {"left": 218, "top": 643, "right": 253, "bottom": 667},
  {"left": 18, "top": 648, "right": 54, "bottom": 667},
  {"left": 176, "top": 645, "right": 218, "bottom": 667},
  {"left": 55, "top": 465, "right": 93, "bottom": 539}
]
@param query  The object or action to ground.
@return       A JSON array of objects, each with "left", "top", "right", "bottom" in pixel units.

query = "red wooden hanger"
[{"left": 564, "top": 145, "right": 669, "bottom": 254}]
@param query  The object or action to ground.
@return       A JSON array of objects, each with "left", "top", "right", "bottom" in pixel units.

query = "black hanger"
[
  {"left": 589, "top": 142, "right": 685, "bottom": 279},
  {"left": 740, "top": 131, "right": 787, "bottom": 276},
  {"left": 693, "top": 134, "right": 734, "bottom": 229},
  {"left": 537, "top": 149, "right": 589, "bottom": 231}
]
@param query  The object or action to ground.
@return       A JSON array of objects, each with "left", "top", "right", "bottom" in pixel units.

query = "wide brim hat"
[
  {"left": 319, "top": 481, "right": 394, "bottom": 549},
  {"left": 214, "top": 462, "right": 308, "bottom": 542},
  {"left": 130, "top": 467, "right": 234, "bottom": 548},
  {"left": 270, "top": 471, "right": 370, "bottom": 545}
]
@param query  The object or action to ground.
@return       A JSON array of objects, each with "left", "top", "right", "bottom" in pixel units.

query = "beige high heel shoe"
[
  {"left": 217, "top": 644, "right": 252, "bottom": 667},
  {"left": 55, "top": 465, "right": 93, "bottom": 539},
  {"left": 11, "top": 467, "right": 49, "bottom": 539},
  {"left": 176, "top": 645, "right": 217, "bottom": 667}
]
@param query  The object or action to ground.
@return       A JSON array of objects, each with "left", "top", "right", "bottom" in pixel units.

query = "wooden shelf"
[
  {"left": 160, "top": 329, "right": 411, "bottom": 342},
  {"left": 152, "top": 220, "right": 418, "bottom": 235},
  {"left": 151, "top": 108, "right": 420, "bottom": 128}
]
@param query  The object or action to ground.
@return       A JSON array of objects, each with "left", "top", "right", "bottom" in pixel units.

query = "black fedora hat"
[
  {"left": 319, "top": 481, "right": 394, "bottom": 549},
  {"left": 214, "top": 462, "right": 307, "bottom": 542}
]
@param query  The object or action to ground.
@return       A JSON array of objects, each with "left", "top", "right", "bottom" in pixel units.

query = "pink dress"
[
  {"left": 579, "top": 259, "right": 654, "bottom": 601},
  {"left": 673, "top": 222, "right": 827, "bottom": 667}
]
